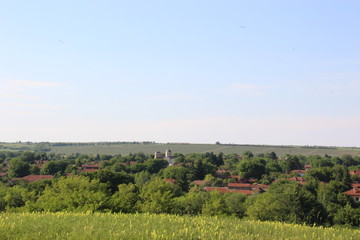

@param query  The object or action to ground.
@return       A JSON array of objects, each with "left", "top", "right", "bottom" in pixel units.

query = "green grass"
[
  {"left": 2, "top": 142, "right": 360, "bottom": 157},
  {"left": 50, "top": 143, "right": 360, "bottom": 157},
  {"left": 0, "top": 212, "right": 359, "bottom": 240}
]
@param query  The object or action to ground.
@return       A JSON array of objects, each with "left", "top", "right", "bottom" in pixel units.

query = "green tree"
[
  {"left": 281, "top": 155, "right": 303, "bottom": 173},
  {"left": 139, "top": 178, "right": 180, "bottom": 214},
  {"left": 110, "top": 183, "right": 140, "bottom": 213},
  {"left": 145, "top": 159, "right": 168, "bottom": 174},
  {"left": 334, "top": 204, "right": 360, "bottom": 227},
  {"left": 163, "top": 166, "right": 190, "bottom": 192},
  {"left": 238, "top": 159, "right": 266, "bottom": 180},
  {"left": 34, "top": 176, "right": 110, "bottom": 212},
  {"left": 134, "top": 171, "right": 152, "bottom": 187},
  {"left": 82, "top": 169, "right": 133, "bottom": 194},
  {"left": 173, "top": 189, "right": 209, "bottom": 215},
  {"left": 202, "top": 191, "right": 227, "bottom": 216},
  {"left": 19, "top": 151, "right": 36, "bottom": 163},
  {"left": 8, "top": 158, "right": 30, "bottom": 178},
  {"left": 247, "top": 181, "right": 327, "bottom": 225},
  {"left": 224, "top": 192, "right": 247, "bottom": 218},
  {"left": 40, "top": 161, "right": 68, "bottom": 175}
]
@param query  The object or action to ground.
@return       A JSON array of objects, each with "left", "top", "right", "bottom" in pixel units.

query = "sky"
[{"left": 1, "top": 1, "right": 360, "bottom": 146}]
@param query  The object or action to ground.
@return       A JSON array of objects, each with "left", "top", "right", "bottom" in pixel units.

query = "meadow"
[
  {"left": 2, "top": 142, "right": 360, "bottom": 157},
  {"left": 0, "top": 212, "right": 359, "bottom": 240},
  {"left": 48, "top": 143, "right": 360, "bottom": 157}
]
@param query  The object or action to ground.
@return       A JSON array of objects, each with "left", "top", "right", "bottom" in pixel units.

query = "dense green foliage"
[{"left": 0, "top": 150, "right": 359, "bottom": 228}]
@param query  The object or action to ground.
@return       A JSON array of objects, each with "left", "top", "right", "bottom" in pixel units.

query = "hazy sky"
[{"left": 1, "top": 1, "right": 360, "bottom": 146}]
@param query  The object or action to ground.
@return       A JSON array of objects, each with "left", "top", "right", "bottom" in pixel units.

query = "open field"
[
  {"left": 49, "top": 143, "right": 360, "bottom": 157},
  {"left": 0, "top": 212, "right": 359, "bottom": 240},
  {"left": 1, "top": 142, "right": 360, "bottom": 157}
]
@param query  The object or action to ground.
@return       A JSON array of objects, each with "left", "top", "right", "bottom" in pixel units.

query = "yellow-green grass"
[
  {"left": 2, "top": 142, "right": 360, "bottom": 157},
  {"left": 50, "top": 143, "right": 360, "bottom": 157},
  {"left": 0, "top": 212, "right": 359, "bottom": 240}
]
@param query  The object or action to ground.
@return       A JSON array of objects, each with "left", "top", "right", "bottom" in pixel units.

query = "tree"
[
  {"left": 8, "top": 158, "right": 30, "bottom": 178},
  {"left": 3, "top": 185, "right": 29, "bottom": 209},
  {"left": 317, "top": 180, "right": 351, "bottom": 224},
  {"left": 163, "top": 166, "right": 190, "bottom": 192},
  {"left": 134, "top": 171, "right": 152, "bottom": 187},
  {"left": 139, "top": 178, "right": 180, "bottom": 214},
  {"left": 247, "top": 181, "right": 327, "bottom": 225},
  {"left": 334, "top": 204, "right": 360, "bottom": 227},
  {"left": 281, "top": 155, "right": 304, "bottom": 173},
  {"left": 242, "top": 151, "right": 254, "bottom": 159},
  {"left": 238, "top": 159, "right": 266, "bottom": 180},
  {"left": 202, "top": 191, "right": 227, "bottom": 216},
  {"left": 265, "top": 152, "right": 278, "bottom": 160},
  {"left": 82, "top": 169, "right": 133, "bottom": 194},
  {"left": 224, "top": 192, "right": 247, "bottom": 218},
  {"left": 110, "top": 183, "right": 140, "bottom": 213},
  {"left": 34, "top": 176, "right": 110, "bottom": 212},
  {"left": 145, "top": 159, "right": 168, "bottom": 174},
  {"left": 19, "top": 151, "right": 36, "bottom": 163},
  {"left": 193, "top": 159, "right": 206, "bottom": 180},
  {"left": 173, "top": 189, "right": 209, "bottom": 215},
  {"left": 40, "top": 160, "right": 68, "bottom": 175}
]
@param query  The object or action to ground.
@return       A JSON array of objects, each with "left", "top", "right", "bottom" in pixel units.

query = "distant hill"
[{"left": 1, "top": 142, "right": 360, "bottom": 157}]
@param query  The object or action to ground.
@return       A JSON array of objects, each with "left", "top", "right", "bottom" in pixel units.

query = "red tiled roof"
[
  {"left": 288, "top": 177, "right": 306, "bottom": 182},
  {"left": 343, "top": 188, "right": 360, "bottom": 196},
  {"left": 349, "top": 171, "right": 360, "bottom": 176},
  {"left": 164, "top": 178, "right": 176, "bottom": 183},
  {"left": 83, "top": 169, "right": 99, "bottom": 172},
  {"left": 0, "top": 172, "right": 7, "bottom": 177},
  {"left": 203, "top": 187, "right": 230, "bottom": 193},
  {"left": 193, "top": 180, "right": 209, "bottom": 185},
  {"left": 203, "top": 187, "right": 259, "bottom": 195},
  {"left": 227, "top": 183, "right": 252, "bottom": 188},
  {"left": 304, "top": 165, "right": 312, "bottom": 168},
  {"left": 253, "top": 184, "right": 270, "bottom": 189},
  {"left": 12, "top": 175, "right": 53, "bottom": 183},
  {"left": 82, "top": 164, "right": 100, "bottom": 169},
  {"left": 290, "top": 170, "right": 306, "bottom": 174},
  {"left": 233, "top": 189, "right": 256, "bottom": 195}
]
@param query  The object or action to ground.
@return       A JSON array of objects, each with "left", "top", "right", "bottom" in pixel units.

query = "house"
[
  {"left": 164, "top": 178, "right": 176, "bottom": 183},
  {"left": 349, "top": 171, "right": 360, "bottom": 176},
  {"left": 34, "top": 160, "right": 49, "bottom": 169},
  {"left": 82, "top": 163, "right": 100, "bottom": 171},
  {"left": 215, "top": 169, "right": 230, "bottom": 179},
  {"left": 203, "top": 186, "right": 263, "bottom": 195},
  {"left": 288, "top": 176, "right": 307, "bottom": 185},
  {"left": 343, "top": 186, "right": 360, "bottom": 202},
  {"left": 290, "top": 170, "right": 307, "bottom": 176},
  {"left": 192, "top": 180, "right": 209, "bottom": 186},
  {"left": 304, "top": 165, "right": 312, "bottom": 170},
  {"left": 12, "top": 175, "right": 53, "bottom": 183},
  {"left": 227, "top": 183, "right": 252, "bottom": 190}
]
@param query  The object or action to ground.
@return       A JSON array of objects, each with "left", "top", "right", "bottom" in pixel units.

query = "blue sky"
[{"left": 1, "top": 1, "right": 360, "bottom": 146}]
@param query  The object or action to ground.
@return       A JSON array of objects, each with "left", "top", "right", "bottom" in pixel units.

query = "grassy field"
[
  {"left": 2, "top": 142, "right": 360, "bottom": 157},
  {"left": 0, "top": 212, "right": 359, "bottom": 240},
  {"left": 49, "top": 143, "right": 360, "bottom": 157}
]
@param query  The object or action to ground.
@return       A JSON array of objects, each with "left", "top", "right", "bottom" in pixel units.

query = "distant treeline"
[{"left": 38, "top": 141, "right": 157, "bottom": 147}]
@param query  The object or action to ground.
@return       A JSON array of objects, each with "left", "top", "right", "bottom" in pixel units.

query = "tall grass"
[{"left": 0, "top": 212, "right": 359, "bottom": 240}]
